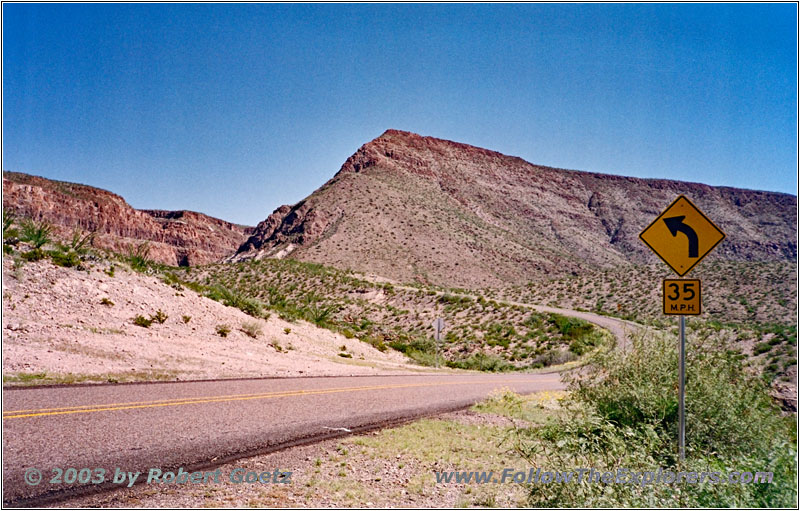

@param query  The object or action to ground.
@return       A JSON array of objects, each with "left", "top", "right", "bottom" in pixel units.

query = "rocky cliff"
[{"left": 3, "top": 172, "right": 253, "bottom": 266}]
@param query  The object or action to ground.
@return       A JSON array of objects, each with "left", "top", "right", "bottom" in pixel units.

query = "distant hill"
[
  {"left": 3, "top": 171, "right": 253, "bottom": 266},
  {"left": 232, "top": 130, "right": 797, "bottom": 288}
]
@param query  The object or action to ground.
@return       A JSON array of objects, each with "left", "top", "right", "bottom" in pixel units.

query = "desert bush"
[
  {"left": 133, "top": 315, "right": 153, "bottom": 328},
  {"left": 215, "top": 324, "right": 231, "bottom": 337},
  {"left": 516, "top": 331, "right": 797, "bottom": 507},
  {"left": 205, "top": 286, "right": 264, "bottom": 318},
  {"left": 150, "top": 309, "right": 168, "bottom": 324},
  {"left": 48, "top": 249, "right": 81, "bottom": 268},
  {"left": 239, "top": 321, "right": 262, "bottom": 339},
  {"left": 181, "top": 315, "right": 191, "bottom": 324},
  {"left": 21, "top": 248, "right": 46, "bottom": 262},
  {"left": 446, "top": 352, "right": 514, "bottom": 372},
  {"left": 100, "top": 297, "right": 114, "bottom": 306}
]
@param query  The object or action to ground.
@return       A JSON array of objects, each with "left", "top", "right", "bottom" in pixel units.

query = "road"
[
  {"left": 2, "top": 298, "right": 640, "bottom": 506},
  {"left": 3, "top": 373, "right": 563, "bottom": 505}
]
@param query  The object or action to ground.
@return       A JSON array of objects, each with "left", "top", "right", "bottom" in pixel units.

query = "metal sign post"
[
  {"left": 679, "top": 315, "right": 685, "bottom": 462},
  {"left": 640, "top": 195, "right": 725, "bottom": 462}
]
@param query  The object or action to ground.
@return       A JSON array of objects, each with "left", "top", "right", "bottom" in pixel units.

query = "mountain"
[
  {"left": 2, "top": 171, "right": 253, "bottom": 266},
  {"left": 232, "top": 130, "right": 797, "bottom": 288}
]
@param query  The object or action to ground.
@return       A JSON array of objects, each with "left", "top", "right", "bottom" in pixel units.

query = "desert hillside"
[
  {"left": 2, "top": 256, "right": 416, "bottom": 384},
  {"left": 233, "top": 130, "right": 796, "bottom": 288}
]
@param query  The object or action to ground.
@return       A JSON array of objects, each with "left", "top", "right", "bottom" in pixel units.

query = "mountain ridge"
[{"left": 233, "top": 129, "right": 796, "bottom": 287}]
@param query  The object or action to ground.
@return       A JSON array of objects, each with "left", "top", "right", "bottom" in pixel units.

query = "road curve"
[
  {"left": 390, "top": 283, "right": 641, "bottom": 350},
  {"left": 2, "top": 373, "right": 562, "bottom": 506}
]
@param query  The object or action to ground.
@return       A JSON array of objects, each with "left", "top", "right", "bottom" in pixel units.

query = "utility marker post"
[
  {"left": 640, "top": 195, "right": 725, "bottom": 462},
  {"left": 679, "top": 315, "right": 685, "bottom": 461},
  {"left": 432, "top": 318, "right": 445, "bottom": 368}
]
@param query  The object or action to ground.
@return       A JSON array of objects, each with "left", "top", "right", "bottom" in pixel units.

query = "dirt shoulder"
[{"left": 50, "top": 391, "right": 562, "bottom": 508}]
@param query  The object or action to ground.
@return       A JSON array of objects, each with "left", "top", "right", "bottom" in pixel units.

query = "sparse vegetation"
[
  {"left": 19, "top": 219, "right": 52, "bottom": 249},
  {"left": 48, "top": 249, "right": 81, "bottom": 267},
  {"left": 100, "top": 297, "right": 114, "bottom": 306},
  {"left": 513, "top": 330, "right": 797, "bottom": 507},
  {"left": 239, "top": 321, "right": 262, "bottom": 339},
  {"left": 133, "top": 315, "right": 153, "bottom": 328},
  {"left": 216, "top": 324, "right": 231, "bottom": 337},
  {"left": 167, "top": 259, "right": 609, "bottom": 371},
  {"left": 181, "top": 315, "right": 192, "bottom": 324},
  {"left": 126, "top": 242, "right": 152, "bottom": 273},
  {"left": 150, "top": 309, "right": 168, "bottom": 324}
]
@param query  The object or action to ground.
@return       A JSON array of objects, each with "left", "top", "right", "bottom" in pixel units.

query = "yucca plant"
[
  {"left": 3, "top": 209, "right": 18, "bottom": 240},
  {"left": 19, "top": 219, "right": 52, "bottom": 249},
  {"left": 127, "top": 242, "right": 151, "bottom": 272}
]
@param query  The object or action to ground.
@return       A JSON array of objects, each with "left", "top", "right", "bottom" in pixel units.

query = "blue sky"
[{"left": 3, "top": 3, "right": 797, "bottom": 225}]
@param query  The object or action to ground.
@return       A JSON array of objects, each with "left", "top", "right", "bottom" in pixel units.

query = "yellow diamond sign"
[{"left": 639, "top": 195, "right": 725, "bottom": 277}]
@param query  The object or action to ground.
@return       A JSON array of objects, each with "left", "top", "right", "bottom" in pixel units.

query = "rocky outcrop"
[
  {"left": 231, "top": 202, "right": 341, "bottom": 261},
  {"left": 234, "top": 129, "right": 797, "bottom": 287},
  {"left": 3, "top": 172, "right": 253, "bottom": 266}
]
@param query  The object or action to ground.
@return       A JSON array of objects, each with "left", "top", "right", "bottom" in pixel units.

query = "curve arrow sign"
[{"left": 663, "top": 216, "right": 699, "bottom": 258}]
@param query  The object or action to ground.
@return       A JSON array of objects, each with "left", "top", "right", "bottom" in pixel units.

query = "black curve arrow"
[{"left": 664, "top": 216, "right": 699, "bottom": 258}]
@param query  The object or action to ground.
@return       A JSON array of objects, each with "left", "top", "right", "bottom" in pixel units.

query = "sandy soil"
[{"left": 2, "top": 258, "right": 424, "bottom": 382}]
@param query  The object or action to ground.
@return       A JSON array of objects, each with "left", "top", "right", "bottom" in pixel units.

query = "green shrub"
[
  {"left": 517, "top": 331, "right": 797, "bottom": 507},
  {"left": 753, "top": 342, "right": 772, "bottom": 355},
  {"left": 48, "top": 249, "right": 81, "bottom": 268},
  {"left": 181, "top": 315, "right": 191, "bottom": 324},
  {"left": 133, "top": 315, "right": 153, "bottom": 328},
  {"left": 304, "top": 302, "right": 336, "bottom": 326},
  {"left": 446, "top": 352, "right": 514, "bottom": 372},
  {"left": 550, "top": 313, "right": 593, "bottom": 339},
  {"left": 205, "top": 286, "right": 264, "bottom": 317},
  {"left": 100, "top": 297, "right": 114, "bottom": 307},
  {"left": 216, "top": 324, "right": 231, "bottom": 337},
  {"left": 21, "top": 248, "right": 46, "bottom": 262}
]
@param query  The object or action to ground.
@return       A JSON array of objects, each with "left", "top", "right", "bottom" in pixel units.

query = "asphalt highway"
[{"left": 3, "top": 372, "right": 564, "bottom": 505}]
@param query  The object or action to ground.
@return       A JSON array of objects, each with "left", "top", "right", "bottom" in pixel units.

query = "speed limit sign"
[{"left": 663, "top": 279, "right": 701, "bottom": 316}]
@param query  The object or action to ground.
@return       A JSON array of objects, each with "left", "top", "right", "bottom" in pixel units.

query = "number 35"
[{"left": 667, "top": 282, "right": 696, "bottom": 301}]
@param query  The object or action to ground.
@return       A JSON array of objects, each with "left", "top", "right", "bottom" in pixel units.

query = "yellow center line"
[
  {"left": 2, "top": 379, "right": 555, "bottom": 420},
  {"left": 2, "top": 384, "right": 409, "bottom": 414}
]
